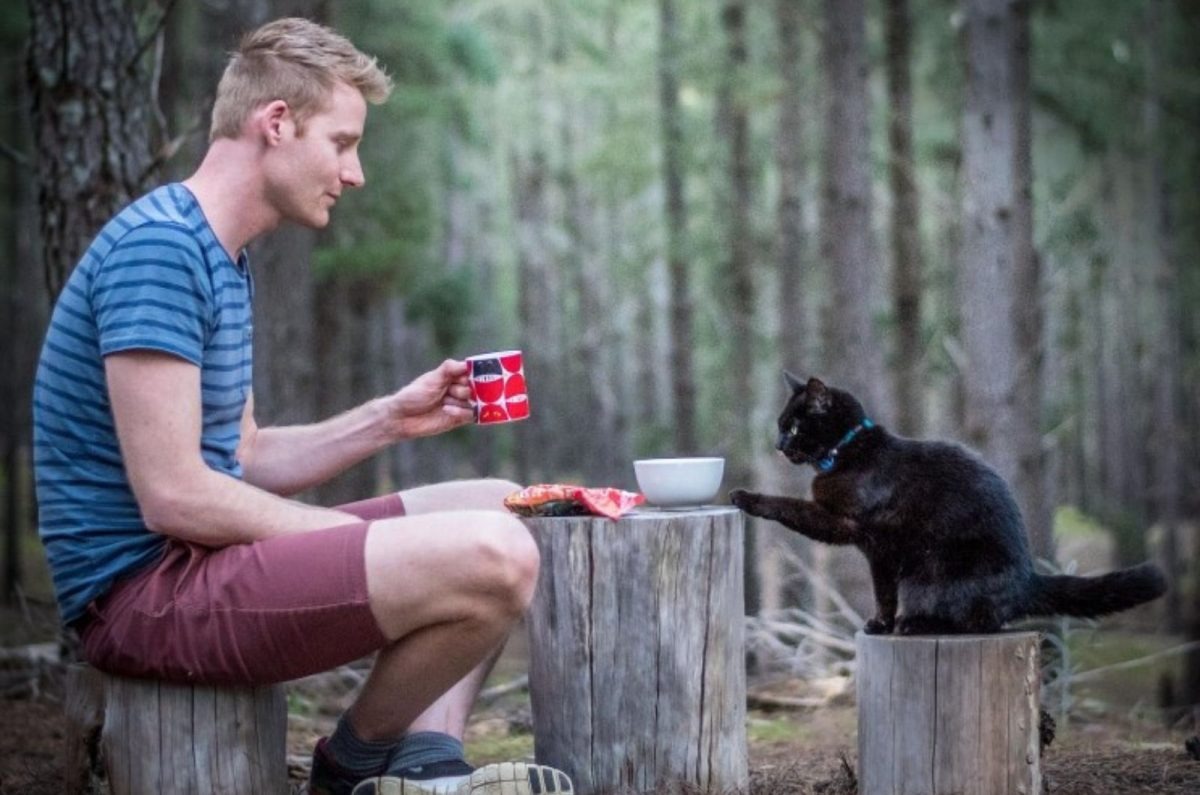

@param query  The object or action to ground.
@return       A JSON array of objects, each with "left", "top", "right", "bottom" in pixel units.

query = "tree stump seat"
[
  {"left": 63, "top": 663, "right": 288, "bottom": 795},
  {"left": 523, "top": 508, "right": 748, "bottom": 795},
  {"left": 856, "top": 631, "right": 1042, "bottom": 795}
]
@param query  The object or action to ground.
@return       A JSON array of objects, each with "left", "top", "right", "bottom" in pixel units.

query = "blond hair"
[{"left": 210, "top": 17, "right": 392, "bottom": 140}]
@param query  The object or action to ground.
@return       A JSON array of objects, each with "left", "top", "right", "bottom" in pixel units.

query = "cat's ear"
[
  {"left": 805, "top": 377, "right": 831, "bottom": 413},
  {"left": 783, "top": 370, "right": 805, "bottom": 393}
]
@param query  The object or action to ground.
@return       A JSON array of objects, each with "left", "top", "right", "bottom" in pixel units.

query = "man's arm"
[
  {"left": 238, "top": 359, "right": 473, "bottom": 496},
  {"left": 107, "top": 351, "right": 361, "bottom": 546}
]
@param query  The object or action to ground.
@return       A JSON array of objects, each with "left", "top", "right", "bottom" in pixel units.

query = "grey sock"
[
  {"left": 324, "top": 714, "right": 399, "bottom": 778},
  {"left": 387, "top": 731, "right": 468, "bottom": 773}
]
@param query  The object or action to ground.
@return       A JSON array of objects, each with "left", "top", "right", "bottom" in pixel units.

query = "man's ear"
[
  {"left": 257, "top": 100, "right": 292, "bottom": 146},
  {"left": 804, "top": 377, "right": 831, "bottom": 413},
  {"left": 783, "top": 370, "right": 805, "bottom": 393}
]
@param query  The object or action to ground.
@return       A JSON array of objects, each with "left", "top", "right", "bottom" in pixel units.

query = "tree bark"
[
  {"left": 658, "top": 0, "right": 698, "bottom": 456},
  {"left": 1142, "top": 0, "right": 1183, "bottom": 631},
  {"left": 885, "top": 0, "right": 924, "bottom": 437},
  {"left": 959, "top": 0, "right": 1023, "bottom": 504},
  {"left": 856, "top": 632, "right": 1041, "bottom": 795},
  {"left": 26, "top": 0, "right": 155, "bottom": 303},
  {"left": 1009, "top": 0, "right": 1052, "bottom": 562},
  {"left": 775, "top": 0, "right": 808, "bottom": 378},
  {"left": 821, "top": 0, "right": 889, "bottom": 421},
  {"left": 525, "top": 509, "right": 747, "bottom": 795},
  {"left": 511, "top": 143, "right": 554, "bottom": 484},
  {"left": 553, "top": 4, "right": 619, "bottom": 482},
  {"left": 2, "top": 36, "right": 42, "bottom": 602},
  {"left": 717, "top": 0, "right": 760, "bottom": 616}
]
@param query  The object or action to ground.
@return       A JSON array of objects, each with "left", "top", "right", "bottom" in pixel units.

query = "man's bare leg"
[{"left": 348, "top": 479, "right": 528, "bottom": 740}]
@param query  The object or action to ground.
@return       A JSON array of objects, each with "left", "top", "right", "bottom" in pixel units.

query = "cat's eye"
[{"left": 789, "top": 422, "right": 799, "bottom": 436}]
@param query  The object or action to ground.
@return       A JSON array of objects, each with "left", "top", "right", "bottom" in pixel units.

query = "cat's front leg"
[
  {"left": 729, "top": 489, "right": 857, "bottom": 544},
  {"left": 863, "top": 559, "right": 898, "bottom": 635},
  {"left": 729, "top": 489, "right": 788, "bottom": 521}
]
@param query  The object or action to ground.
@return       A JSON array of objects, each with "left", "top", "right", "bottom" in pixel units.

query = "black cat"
[{"left": 729, "top": 374, "right": 1167, "bottom": 635}]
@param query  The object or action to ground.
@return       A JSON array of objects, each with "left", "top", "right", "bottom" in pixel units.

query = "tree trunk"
[
  {"left": 765, "top": 0, "right": 815, "bottom": 613},
  {"left": 26, "top": 0, "right": 154, "bottom": 303},
  {"left": 252, "top": 2, "right": 326, "bottom": 430},
  {"left": 958, "top": 0, "right": 1022, "bottom": 499},
  {"left": 885, "top": 0, "right": 924, "bottom": 437},
  {"left": 658, "top": 0, "right": 698, "bottom": 456},
  {"left": 856, "top": 632, "right": 1041, "bottom": 795},
  {"left": 2, "top": 36, "right": 42, "bottom": 602},
  {"left": 64, "top": 664, "right": 287, "bottom": 795},
  {"left": 553, "top": 5, "right": 618, "bottom": 483},
  {"left": 717, "top": 0, "right": 760, "bottom": 617},
  {"left": 1009, "top": 0, "right": 1052, "bottom": 562},
  {"left": 525, "top": 509, "right": 747, "bottom": 795},
  {"left": 1143, "top": 0, "right": 1183, "bottom": 631},
  {"left": 311, "top": 277, "right": 379, "bottom": 505},
  {"left": 821, "top": 0, "right": 889, "bottom": 421},
  {"left": 774, "top": 0, "right": 809, "bottom": 379},
  {"left": 511, "top": 144, "right": 554, "bottom": 485}
]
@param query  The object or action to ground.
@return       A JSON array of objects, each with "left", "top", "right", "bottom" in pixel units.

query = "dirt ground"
[
  {"left": 2, "top": 687, "right": 1199, "bottom": 794},
  {"left": 2, "top": 605, "right": 1198, "bottom": 794}
]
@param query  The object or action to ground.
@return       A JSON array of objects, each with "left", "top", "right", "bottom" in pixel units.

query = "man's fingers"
[{"left": 439, "top": 358, "right": 468, "bottom": 379}]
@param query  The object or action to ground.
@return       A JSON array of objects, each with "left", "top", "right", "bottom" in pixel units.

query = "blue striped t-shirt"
[{"left": 33, "top": 183, "right": 254, "bottom": 624}]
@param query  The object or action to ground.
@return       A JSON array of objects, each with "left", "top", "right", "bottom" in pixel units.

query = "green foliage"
[
  {"left": 446, "top": 21, "right": 501, "bottom": 85},
  {"left": 1034, "top": 0, "right": 1145, "bottom": 152},
  {"left": 463, "top": 733, "right": 535, "bottom": 767},
  {"left": 406, "top": 269, "right": 476, "bottom": 353},
  {"left": 1053, "top": 504, "right": 1110, "bottom": 539}
]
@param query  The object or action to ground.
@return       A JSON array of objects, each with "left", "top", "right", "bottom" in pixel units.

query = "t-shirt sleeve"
[{"left": 91, "top": 223, "right": 214, "bottom": 365}]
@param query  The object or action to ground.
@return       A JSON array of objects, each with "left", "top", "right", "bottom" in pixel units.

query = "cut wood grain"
[
  {"left": 524, "top": 508, "right": 748, "bottom": 795},
  {"left": 63, "top": 664, "right": 287, "bottom": 795},
  {"left": 856, "top": 631, "right": 1041, "bottom": 795}
]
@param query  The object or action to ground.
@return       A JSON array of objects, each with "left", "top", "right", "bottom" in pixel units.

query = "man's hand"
[{"left": 383, "top": 359, "right": 474, "bottom": 439}]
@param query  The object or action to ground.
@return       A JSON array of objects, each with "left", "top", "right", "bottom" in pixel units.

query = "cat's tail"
[{"left": 1026, "top": 562, "right": 1167, "bottom": 619}]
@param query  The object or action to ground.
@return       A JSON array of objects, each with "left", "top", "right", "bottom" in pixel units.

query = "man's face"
[{"left": 264, "top": 81, "right": 367, "bottom": 228}]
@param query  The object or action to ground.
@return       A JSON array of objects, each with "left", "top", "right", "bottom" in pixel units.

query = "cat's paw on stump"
[
  {"left": 728, "top": 489, "right": 759, "bottom": 513},
  {"left": 862, "top": 617, "right": 894, "bottom": 635}
]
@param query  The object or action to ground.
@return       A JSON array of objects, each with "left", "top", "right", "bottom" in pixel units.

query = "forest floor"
[{"left": 1, "top": 594, "right": 1198, "bottom": 794}]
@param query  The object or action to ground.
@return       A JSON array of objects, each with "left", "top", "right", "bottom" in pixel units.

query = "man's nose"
[{"left": 341, "top": 156, "right": 365, "bottom": 188}]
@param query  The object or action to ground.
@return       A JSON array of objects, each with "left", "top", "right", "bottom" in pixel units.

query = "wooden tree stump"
[
  {"left": 64, "top": 664, "right": 288, "bottom": 795},
  {"left": 524, "top": 508, "right": 747, "bottom": 795},
  {"left": 856, "top": 631, "right": 1041, "bottom": 795}
]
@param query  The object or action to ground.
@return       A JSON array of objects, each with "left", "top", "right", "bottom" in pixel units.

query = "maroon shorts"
[{"left": 78, "top": 493, "right": 405, "bottom": 685}]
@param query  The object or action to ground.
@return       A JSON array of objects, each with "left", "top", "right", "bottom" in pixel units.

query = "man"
[{"left": 33, "top": 18, "right": 570, "bottom": 795}]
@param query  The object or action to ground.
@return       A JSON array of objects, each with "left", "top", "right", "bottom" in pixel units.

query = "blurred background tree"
[{"left": 3, "top": 0, "right": 1198, "bottom": 709}]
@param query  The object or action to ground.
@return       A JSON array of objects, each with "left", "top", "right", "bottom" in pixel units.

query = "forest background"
[{"left": 0, "top": 0, "right": 1198, "bottom": 715}]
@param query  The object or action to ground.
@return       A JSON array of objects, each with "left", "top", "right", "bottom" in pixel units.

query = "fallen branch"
[
  {"left": 479, "top": 674, "right": 528, "bottom": 704},
  {"left": 1069, "top": 640, "right": 1200, "bottom": 684}
]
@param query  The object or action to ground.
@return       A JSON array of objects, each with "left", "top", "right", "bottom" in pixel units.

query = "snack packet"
[{"left": 504, "top": 484, "right": 645, "bottom": 520}]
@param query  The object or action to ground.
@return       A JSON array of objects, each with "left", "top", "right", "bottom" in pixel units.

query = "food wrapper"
[{"left": 504, "top": 484, "right": 645, "bottom": 520}]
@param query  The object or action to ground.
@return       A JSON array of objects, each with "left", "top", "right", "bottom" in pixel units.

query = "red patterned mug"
[{"left": 466, "top": 350, "right": 529, "bottom": 425}]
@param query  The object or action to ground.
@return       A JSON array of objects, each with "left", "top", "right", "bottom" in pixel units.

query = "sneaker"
[
  {"left": 351, "top": 761, "right": 574, "bottom": 795},
  {"left": 308, "top": 737, "right": 370, "bottom": 795}
]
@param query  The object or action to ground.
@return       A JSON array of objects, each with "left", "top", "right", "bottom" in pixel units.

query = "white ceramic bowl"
[{"left": 633, "top": 457, "right": 726, "bottom": 508}]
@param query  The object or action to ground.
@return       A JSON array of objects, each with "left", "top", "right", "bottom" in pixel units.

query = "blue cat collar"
[{"left": 816, "top": 417, "right": 875, "bottom": 472}]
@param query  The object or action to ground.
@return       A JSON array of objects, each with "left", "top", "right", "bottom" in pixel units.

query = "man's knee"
[
  {"left": 363, "top": 511, "right": 538, "bottom": 638},
  {"left": 472, "top": 513, "right": 540, "bottom": 615}
]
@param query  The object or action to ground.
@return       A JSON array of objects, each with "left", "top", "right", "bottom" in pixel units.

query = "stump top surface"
[
  {"left": 525, "top": 506, "right": 740, "bottom": 525},
  {"left": 855, "top": 629, "right": 1040, "bottom": 645}
]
